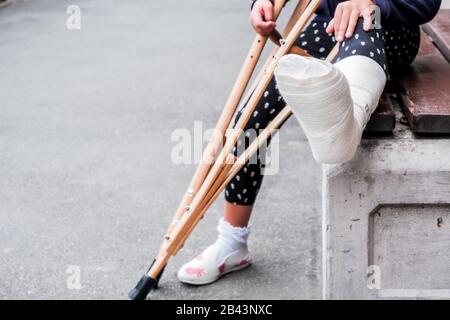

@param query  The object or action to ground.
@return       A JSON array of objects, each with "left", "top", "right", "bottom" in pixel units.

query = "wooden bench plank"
[
  {"left": 364, "top": 92, "right": 395, "bottom": 133},
  {"left": 394, "top": 31, "right": 450, "bottom": 134},
  {"left": 422, "top": 9, "right": 450, "bottom": 62}
]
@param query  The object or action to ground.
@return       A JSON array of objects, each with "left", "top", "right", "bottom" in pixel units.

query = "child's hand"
[
  {"left": 250, "top": 0, "right": 276, "bottom": 36},
  {"left": 326, "top": 0, "right": 375, "bottom": 42}
]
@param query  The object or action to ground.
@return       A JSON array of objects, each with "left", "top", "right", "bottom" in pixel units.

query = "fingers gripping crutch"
[{"left": 233, "top": 0, "right": 311, "bottom": 124}]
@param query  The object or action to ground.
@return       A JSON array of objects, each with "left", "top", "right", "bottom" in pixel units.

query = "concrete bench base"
[{"left": 322, "top": 120, "right": 450, "bottom": 299}]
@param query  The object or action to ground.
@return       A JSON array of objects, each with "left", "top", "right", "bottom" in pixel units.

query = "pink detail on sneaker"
[
  {"left": 185, "top": 267, "right": 206, "bottom": 277},
  {"left": 235, "top": 260, "right": 250, "bottom": 267},
  {"left": 218, "top": 264, "right": 225, "bottom": 274},
  {"left": 196, "top": 254, "right": 204, "bottom": 261}
]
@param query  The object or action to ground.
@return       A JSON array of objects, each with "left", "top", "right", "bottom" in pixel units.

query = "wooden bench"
[
  {"left": 395, "top": 30, "right": 450, "bottom": 133},
  {"left": 323, "top": 10, "right": 450, "bottom": 300},
  {"left": 365, "top": 9, "right": 450, "bottom": 135}
]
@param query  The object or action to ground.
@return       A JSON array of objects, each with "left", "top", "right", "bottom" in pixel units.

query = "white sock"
[
  {"left": 274, "top": 54, "right": 386, "bottom": 164},
  {"left": 213, "top": 218, "right": 250, "bottom": 265}
]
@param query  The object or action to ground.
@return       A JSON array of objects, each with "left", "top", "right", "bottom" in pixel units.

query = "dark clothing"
[
  {"left": 317, "top": 0, "right": 441, "bottom": 25},
  {"left": 251, "top": 0, "right": 441, "bottom": 25}
]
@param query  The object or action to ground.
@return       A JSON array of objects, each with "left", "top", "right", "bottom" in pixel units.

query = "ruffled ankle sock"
[{"left": 213, "top": 218, "right": 251, "bottom": 265}]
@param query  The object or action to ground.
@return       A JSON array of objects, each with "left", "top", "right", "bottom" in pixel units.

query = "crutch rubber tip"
[{"left": 128, "top": 274, "right": 156, "bottom": 300}]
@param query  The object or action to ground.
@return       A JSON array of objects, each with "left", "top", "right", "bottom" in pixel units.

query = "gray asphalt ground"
[{"left": 1, "top": 0, "right": 448, "bottom": 300}]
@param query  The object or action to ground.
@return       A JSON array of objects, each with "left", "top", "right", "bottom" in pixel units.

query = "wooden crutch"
[
  {"left": 129, "top": 0, "right": 292, "bottom": 300},
  {"left": 129, "top": 0, "right": 321, "bottom": 300}
]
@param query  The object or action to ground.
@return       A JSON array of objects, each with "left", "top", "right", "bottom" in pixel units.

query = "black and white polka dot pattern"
[
  {"left": 225, "top": 16, "right": 420, "bottom": 206},
  {"left": 332, "top": 18, "right": 388, "bottom": 74},
  {"left": 225, "top": 77, "right": 286, "bottom": 206},
  {"left": 383, "top": 25, "right": 420, "bottom": 72}
]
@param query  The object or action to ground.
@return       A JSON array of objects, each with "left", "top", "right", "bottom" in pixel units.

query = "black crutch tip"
[{"left": 128, "top": 274, "right": 156, "bottom": 300}]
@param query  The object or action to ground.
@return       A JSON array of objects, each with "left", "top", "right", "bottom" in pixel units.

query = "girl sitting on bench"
[{"left": 177, "top": 0, "right": 441, "bottom": 286}]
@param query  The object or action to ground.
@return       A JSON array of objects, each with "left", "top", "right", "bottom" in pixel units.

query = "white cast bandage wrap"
[{"left": 274, "top": 54, "right": 386, "bottom": 164}]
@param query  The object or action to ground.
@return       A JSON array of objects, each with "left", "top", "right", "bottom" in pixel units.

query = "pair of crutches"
[{"left": 129, "top": 0, "right": 339, "bottom": 300}]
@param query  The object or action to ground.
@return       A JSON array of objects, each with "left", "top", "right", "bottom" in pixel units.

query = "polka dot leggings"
[{"left": 225, "top": 16, "right": 420, "bottom": 206}]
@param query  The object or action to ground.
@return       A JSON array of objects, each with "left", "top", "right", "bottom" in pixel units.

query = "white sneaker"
[{"left": 177, "top": 244, "right": 252, "bottom": 285}]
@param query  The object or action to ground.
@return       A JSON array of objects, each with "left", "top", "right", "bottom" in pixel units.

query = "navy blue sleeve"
[
  {"left": 252, "top": 0, "right": 441, "bottom": 25},
  {"left": 374, "top": 0, "right": 442, "bottom": 25}
]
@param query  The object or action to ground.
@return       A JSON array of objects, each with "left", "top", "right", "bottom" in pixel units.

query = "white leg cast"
[{"left": 274, "top": 54, "right": 386, "bottom": 164}]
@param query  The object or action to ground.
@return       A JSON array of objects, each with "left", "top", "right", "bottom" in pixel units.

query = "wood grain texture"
[{"left": 395, "top": 31, "right": 450, "bottom": 133}]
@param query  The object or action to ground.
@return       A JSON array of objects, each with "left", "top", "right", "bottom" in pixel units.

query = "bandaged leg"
[{"left": 274, "top": 54, "right": 386, "bottom": 164}]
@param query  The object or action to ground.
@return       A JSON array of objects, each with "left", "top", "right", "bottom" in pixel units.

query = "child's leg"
[
  {"left": 177, "top": 17, "right": 337, "bottom": 285},
  {"left": 275, "top": 18, "right": 388, "bottom": 164},
  {"left": 223, "top": 202, "right": 252, "bottom": 228}
]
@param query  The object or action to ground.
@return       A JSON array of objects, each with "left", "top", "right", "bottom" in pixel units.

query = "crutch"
[
  {"left": 129, "top": 0, "right": 292, "bottom": 299},
  {"left": 129, "top": 0, "right": 323, "bottom": 300}
]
